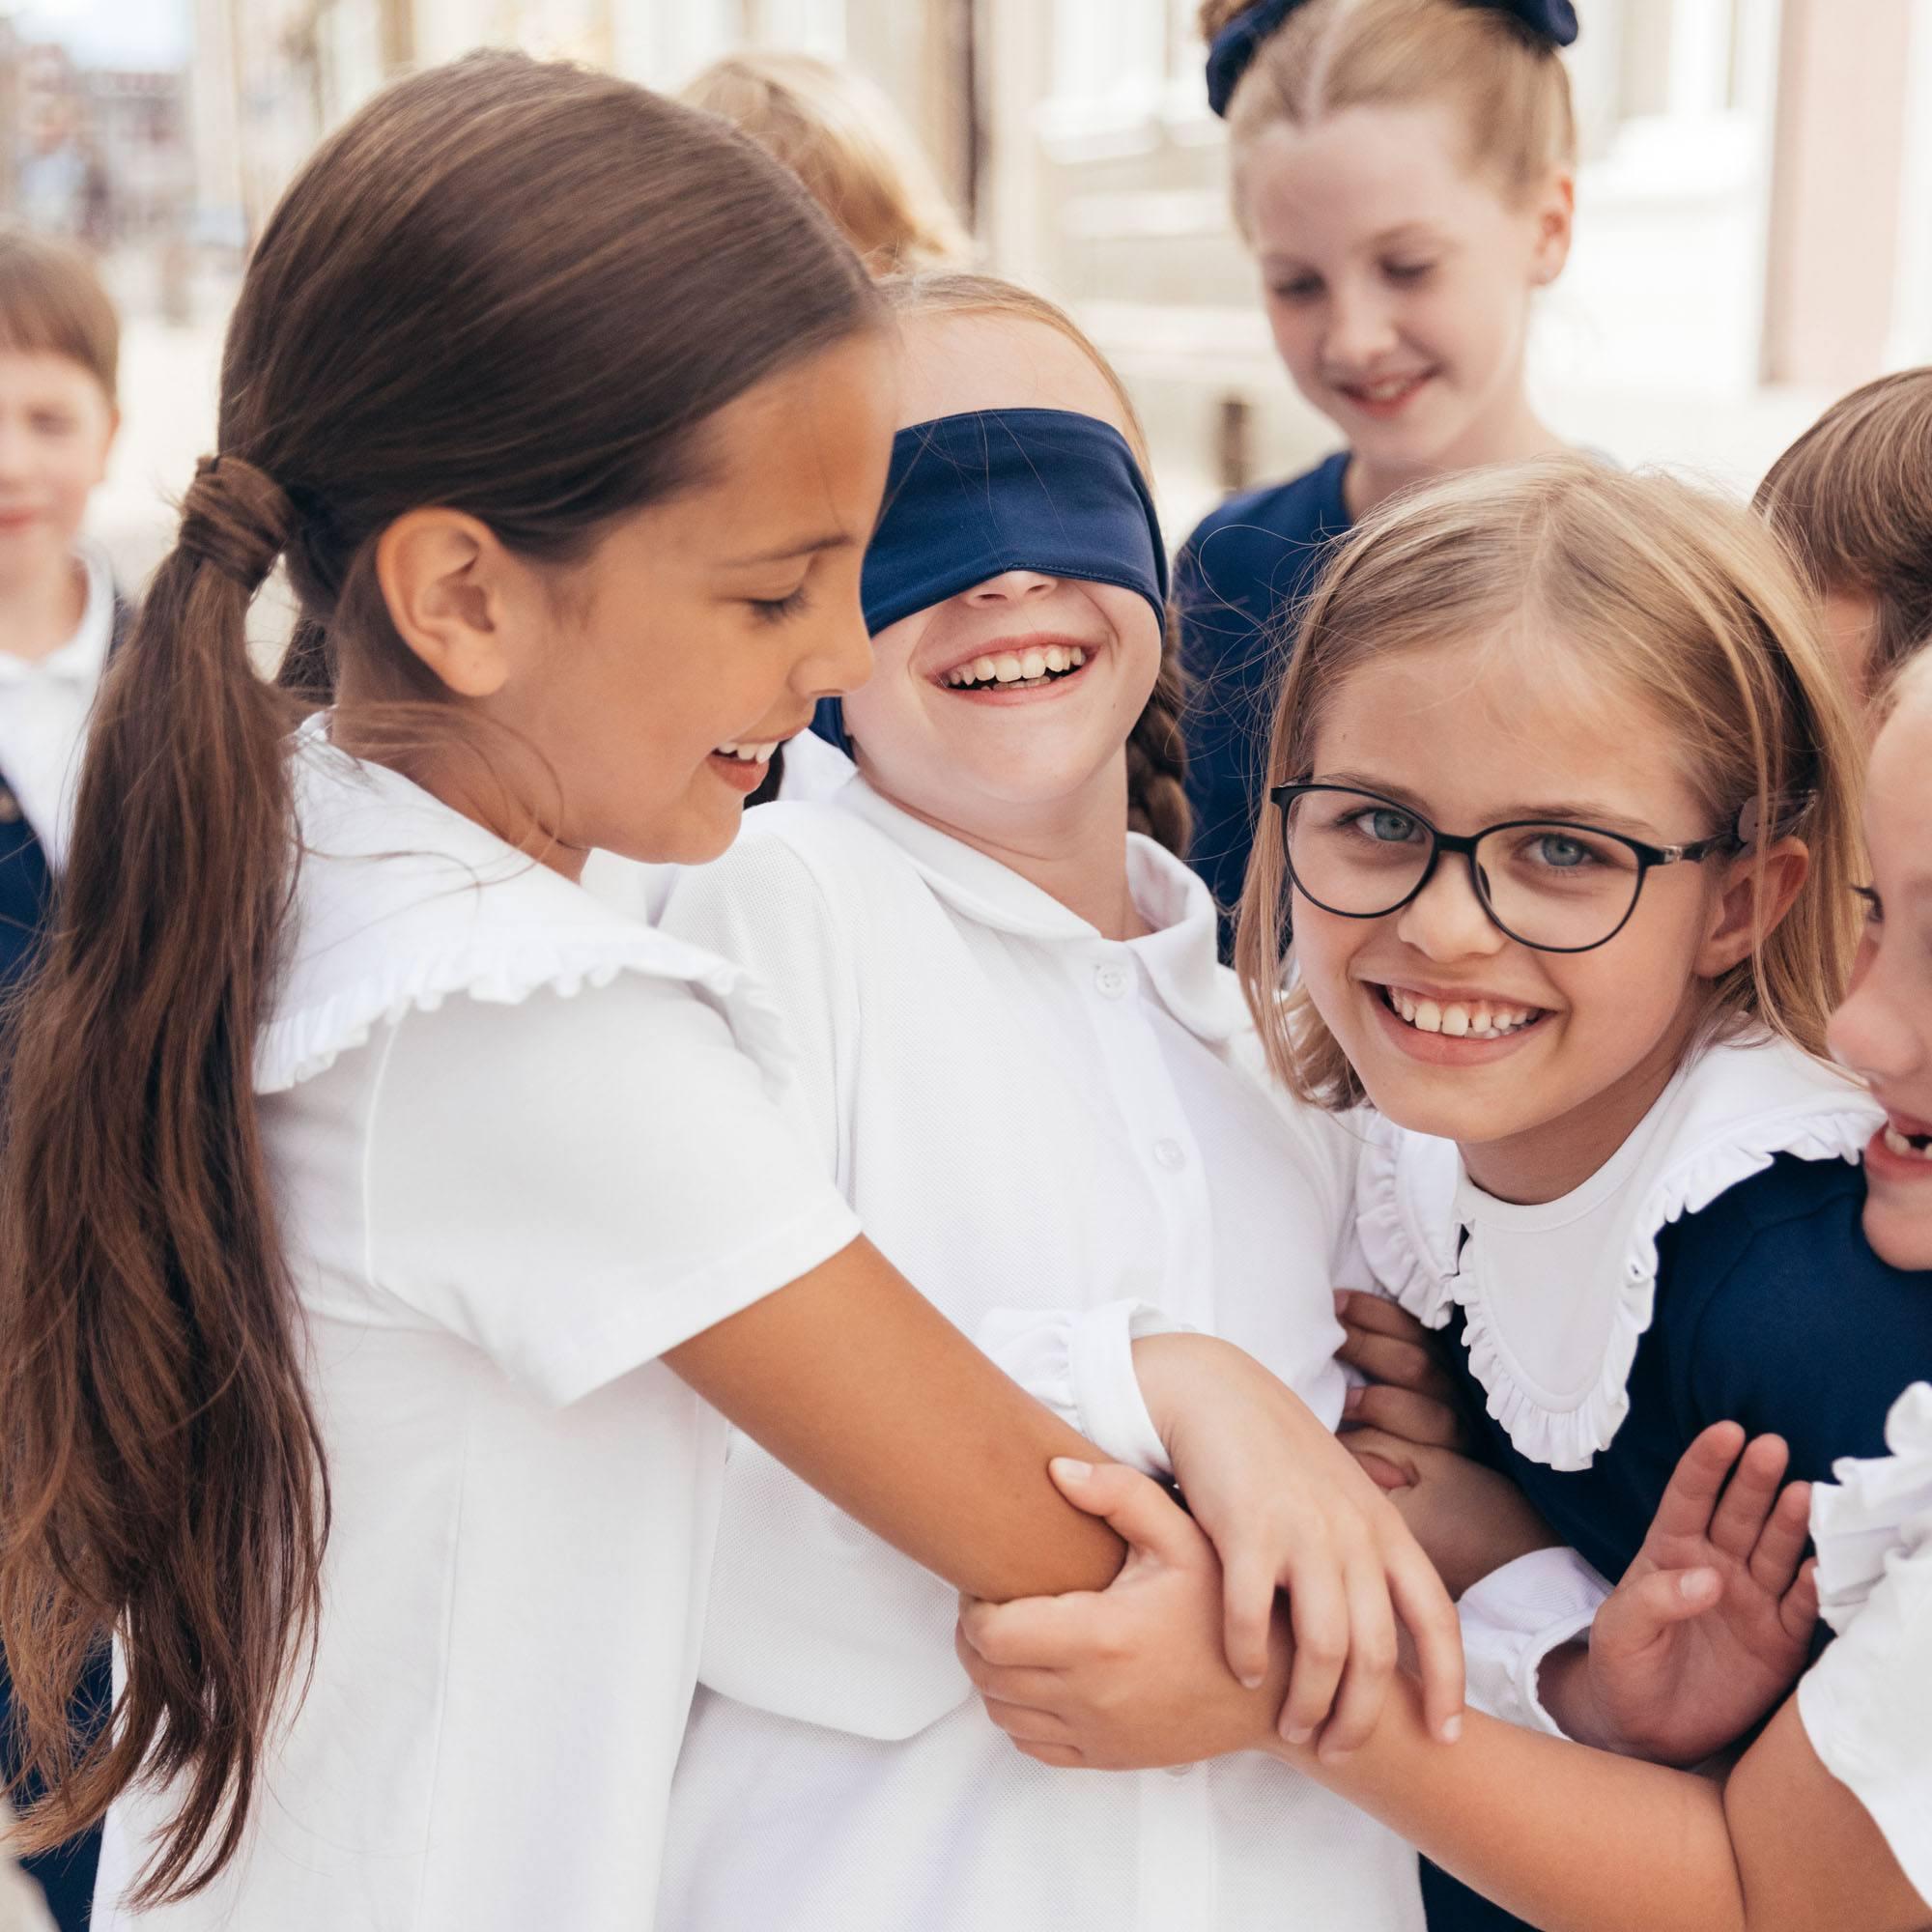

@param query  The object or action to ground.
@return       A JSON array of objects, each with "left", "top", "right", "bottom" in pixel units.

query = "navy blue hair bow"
[{"left": 1206, "top": 0, "right": 1578, "bottom": 118}]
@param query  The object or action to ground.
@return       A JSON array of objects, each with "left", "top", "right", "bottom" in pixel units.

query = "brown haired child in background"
[
  {"left": 1756, "top": 367, "right": 1932, "bottom": 705},
  {"left": 0, "top": 224, "right": 125, "bottom": 1932}
]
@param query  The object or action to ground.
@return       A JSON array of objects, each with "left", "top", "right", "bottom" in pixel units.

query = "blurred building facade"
[{"left": 185, "top": 0, "right": 1932, "bottom": 515}]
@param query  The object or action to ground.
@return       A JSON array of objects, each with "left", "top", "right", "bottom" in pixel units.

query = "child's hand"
[
  {"left": 1334, "top": 1290, "right": 1470, "bottom": 1452},
  {"left": 1541, "top": 1423, "right": 1818, "bottom": 1766},
  {"left": 1129, "top": 1333, "right": 1464, "bottom": 1752},
  {"left": 955, "top": 1458, "right": 1291, "bottom": 1770},
  {"left": 1342, "top": 1425, "right": 1560, "bottom": 1598}
]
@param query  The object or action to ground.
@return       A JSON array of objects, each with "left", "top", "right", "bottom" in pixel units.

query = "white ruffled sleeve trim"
[
  {"left": 256, "top": 926, "right": 792, "bottom": 1098},
  {"left": 1810, "top": 1381, "right": 1932, "bottom": 1636},
  {"left": 1355, "top": 1096, "right": 1881, "bottom": 1473},
  {"left": 1797, "top": 1486, "right": 1932, "bottom": 1910}
]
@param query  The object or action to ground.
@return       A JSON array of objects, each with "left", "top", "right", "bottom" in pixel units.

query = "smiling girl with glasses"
[{"left": 952, "top": 455, "right": 1932, "bottom": 1932}]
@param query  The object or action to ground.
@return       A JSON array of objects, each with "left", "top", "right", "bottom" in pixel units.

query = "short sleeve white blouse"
[{"left": 92, "top": 724, "right": 862, "bottom": 1932}]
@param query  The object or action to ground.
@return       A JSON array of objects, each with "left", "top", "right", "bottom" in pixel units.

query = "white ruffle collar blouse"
[{"left": 1356, "top": 1037, "right": 1882, "bottom": 1471}]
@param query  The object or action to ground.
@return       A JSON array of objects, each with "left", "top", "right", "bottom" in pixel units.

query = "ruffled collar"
[
  {"left": 1811, "top": 1381, "right": 1932, "bottom": 1634},
  {"left": 833, "top": 778, "right": 1245, "bottom": 1042},
  {"left": 1356, "top": 1037, "right": 1883, "bottom": 1470},
  {"left": 258, "top": 716, "right": 790, "bottom": 1095}
]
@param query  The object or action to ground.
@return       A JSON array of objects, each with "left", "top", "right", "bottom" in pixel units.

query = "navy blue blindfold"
[
  {"left": 815, "top": 408, "right": 1169, "bottom": 757},
  {"left": 859, "top": 408, "right": 1169, "bottom": 636}
]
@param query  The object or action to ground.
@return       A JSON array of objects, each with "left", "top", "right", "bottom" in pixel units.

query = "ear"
[
  {"left": 375, "top": 508, "right": 517, "bottom": 699},
  {"left": 1528, "top": 170, "right": 1575, "bottom": 287},
  {"left": 1695, "top": 836, "right": 1810, "bottom": 980}
]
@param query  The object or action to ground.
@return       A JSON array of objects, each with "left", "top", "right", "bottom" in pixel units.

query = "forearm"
[
  {"left": 666, "top": 1236, "right": 1126, "bottom": 1603},
  {"left": 1284, "top": 1679, "right": 1750, "bottom": 1932}
]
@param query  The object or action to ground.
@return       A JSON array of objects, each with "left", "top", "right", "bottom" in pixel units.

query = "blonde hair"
[
  {"left": 1236, "top": 455, "right": 1867, "bottom": 1108},
  {"left": 682, "top": 51, "right": 970, "bottom": 275},
  {"left": 1199, "top": 0, "right": 1576, "bottom": 223},
  {"left": 1755, "top": 369, "right": 1932, "bottom": 689},
  {"left": 876, "top": 270, "right": 1191, "bottom": 857}
]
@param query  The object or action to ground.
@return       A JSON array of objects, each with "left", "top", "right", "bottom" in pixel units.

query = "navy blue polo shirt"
[
  {"left": 1425, "top": 1152, "right": 1932, "bottom": 1932},
  {"left": 1176, "top": 451, "right": 1352, "bottom": 952}
]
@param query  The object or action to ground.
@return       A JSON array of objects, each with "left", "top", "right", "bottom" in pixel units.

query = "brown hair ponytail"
[
  {"left": 0, "top": 50, "right": 878, "bottom": 1903},
  {"left": 1125, "top": 615, "right": 1192, "bottom": 856}
]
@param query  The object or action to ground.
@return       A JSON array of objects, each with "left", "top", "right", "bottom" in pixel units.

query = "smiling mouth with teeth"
[
  {"left": 1378, "top": 983, "right": 1546, "bottom": 1041},
  {"left": 713, "top": 741, "right": 780, "bottom": 763},
  {"left": 942, "top": 644, "right": 1090, "bottom": 692},
  {"left": 1882, "top": 1124, "right": 1932, "bottom": 1163}
]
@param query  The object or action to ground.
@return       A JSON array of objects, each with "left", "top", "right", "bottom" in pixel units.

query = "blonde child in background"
[
  {"left": 683, "top": 49, "right": 972, "bottom": 808},
  {"left": 964, "top": 650, "right": 1932, "bottom": 1932},
  {"left": 681, "top": 50, "right": 971, "bottom": 276},
  {"left": 1179, "top": 0, "right": 1577, "bottom": 939},
  {"left": 1755, "top": 367, "right": 1932, "bottom": 705}
]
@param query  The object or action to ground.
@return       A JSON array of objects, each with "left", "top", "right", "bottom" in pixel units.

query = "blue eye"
[
  {"left": 1343, "top": 806, "right": 1421, "bottom": 843},
  {"left": 1530, "top": 833, "right": 1592, "bottom": 869}
]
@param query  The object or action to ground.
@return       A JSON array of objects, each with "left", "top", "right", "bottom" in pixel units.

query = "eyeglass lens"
[{"left": 1283, "top": 789, "right": 1644, "bottom": 951}]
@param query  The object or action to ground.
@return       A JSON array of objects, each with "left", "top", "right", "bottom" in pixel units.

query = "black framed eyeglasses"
[{"left": 1269, "top": 782, "right": 1745, "bottom": 954}]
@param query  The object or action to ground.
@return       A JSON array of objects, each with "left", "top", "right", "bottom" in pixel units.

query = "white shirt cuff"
[
  {"left": 1458, "top": 1547, "right": 1611, "bottom": 1737},
  {"left": 977, "top": 1300, "right": 1186, "bottom": 1478}
]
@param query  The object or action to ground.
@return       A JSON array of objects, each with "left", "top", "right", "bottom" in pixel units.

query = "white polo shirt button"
[
  {"left": 1094, "top": 962, "right": 1130, "bottom": 1000},
  {"left": 1153, "top": 1138, "right": 1186, "bottom": 1172}
]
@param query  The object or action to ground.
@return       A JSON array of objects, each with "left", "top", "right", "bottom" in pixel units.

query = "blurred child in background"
[
  {"left": 0, "top": 224, "right": 127, "bottom": 1932},
  {"left": 1755, "top": 367, "right": 1932, "bottom": 707},
  {"left": 1179, "top": 0, "right": 1577, "bottom": 942}
]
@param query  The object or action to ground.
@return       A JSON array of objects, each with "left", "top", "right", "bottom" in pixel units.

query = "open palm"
[{"left": 1584, "top": 1423, "right": 1819, "bottom": 1768}]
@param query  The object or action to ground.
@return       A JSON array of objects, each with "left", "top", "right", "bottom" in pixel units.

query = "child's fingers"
[
  {"left": 1276, "top": 1540, "right": 1349, "bottom": 1744},
  {"left": 1013, "top": 1738, "right": 1087, "bottom": 1770},
  {"left": 1219, "top": 1544, "right": 1280, "bottom": 1690},
  {"left": 1645, "top": 1422, "right": 1749, "bottom": 1547},
  {"left": 1778, "top": 1557, "right": 1821, "bottom": 1646},
  {"left": 1334, "top": 1290, "right": 1436, "bottom": 1345},
  {"left": 1597, "top": 1566, "right": 1722, "bottom": 1656},
  {"left": 952, "top": 1623, "right": 1068, "bottom": 1708},
  {"left": 958, "top": 1591, "right": 1092, "bottom": 1670},
  {"left": 1708, "top": 1435, "right": 1790, "bottom": 1561},
  {"left": 1347, "top": 1446, "right": 1416, "bottom": 1492},
  {"left": 1314, "top": 1548, "right": 1399, "bottom": 1760},
  {"left": 1342, "top": 1382, "right": 1466, "bottom": 1450},
  {"left": 1386, "top": 1533, "right": 1465, "bottom": 1745},
  {"left": 979, "top": 1695, "right": 1076, "bottom": 1747},
  {"left": 1335, "top": 1328, "right": 1459, "bottom": 1404},
  {"left": 1047, "top": 1457, "right": 1204, "bottom": 1569},
  {"left": 1745, "top": 1480, "right": 1813, "bottom": 1596}
]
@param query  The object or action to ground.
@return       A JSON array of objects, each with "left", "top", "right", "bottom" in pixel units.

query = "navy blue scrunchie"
[
  {"left": 813, "top": 408, "right": 1168, "bottom": 756},
  {"left": 1206, "top": 0, "right": 1578, "bottom": 118}
]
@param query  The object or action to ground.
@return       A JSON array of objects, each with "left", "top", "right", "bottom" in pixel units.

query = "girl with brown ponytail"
[
  {"left": 0, "top": 58, "right": 1461, "bottom": 1932},
  {"left": 651, "top": 271, "right": 1448, "bottom": 1932}
]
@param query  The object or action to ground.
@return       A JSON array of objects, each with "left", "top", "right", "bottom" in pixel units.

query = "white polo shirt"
[
  {"left": 0, "top": 542, "right": 115, "bottom": 867},
  {"left": 657, "top": 779, "right": 1425, "bottom": 1932},
  {"left": 93, "top": 722, "right": 862, "bottom": 1932}
]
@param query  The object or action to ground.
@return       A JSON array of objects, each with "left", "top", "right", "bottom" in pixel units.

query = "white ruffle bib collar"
[
  {"left": 1357, "top": 1037, "right": 1883, "bottom": 1470},
  {"left": 257, "top": 715, "right": 790, "bottom": 1095}
]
